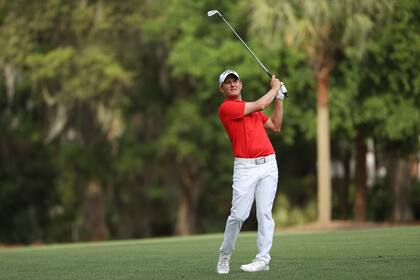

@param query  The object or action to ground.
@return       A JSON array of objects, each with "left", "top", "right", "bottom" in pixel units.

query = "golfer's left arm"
[{"left": 264, "top": 98, "right": 283, "bottom": 132}]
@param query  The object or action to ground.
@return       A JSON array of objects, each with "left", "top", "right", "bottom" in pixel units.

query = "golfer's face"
[{"left": 221, "top": 76, "right": 242, "bottom": 99}]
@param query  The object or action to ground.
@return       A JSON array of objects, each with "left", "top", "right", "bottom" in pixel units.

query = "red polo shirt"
[{"left": 218, "top": 99, "right": 275, "bottom": 158}]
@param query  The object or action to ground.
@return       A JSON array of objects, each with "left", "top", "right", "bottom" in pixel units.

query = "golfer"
[{"left": 216, "top": 70, "right": 284, "bottom": 274}]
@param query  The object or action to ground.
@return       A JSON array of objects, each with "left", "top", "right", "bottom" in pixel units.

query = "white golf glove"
[{"left": 276, "top": 82, "right": 287, "bottom": 100}]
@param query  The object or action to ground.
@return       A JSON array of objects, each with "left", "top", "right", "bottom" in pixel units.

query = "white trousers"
[{"left": 219, "top": 154, "right": 278, "bottom": 264}]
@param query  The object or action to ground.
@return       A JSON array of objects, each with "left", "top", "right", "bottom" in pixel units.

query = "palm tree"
[{"left": 250, "top": 0, "right": 392, "bottom": 223}]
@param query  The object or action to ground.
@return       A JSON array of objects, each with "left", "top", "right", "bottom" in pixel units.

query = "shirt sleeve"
[
  {"left": 218, "top": 101, "right": 245, "bottom": 123},
  {"left": 258, "top": 112, "right": 269, "bottom": 123}
]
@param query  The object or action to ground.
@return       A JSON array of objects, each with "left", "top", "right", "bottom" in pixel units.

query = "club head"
[{"left": 207, "top": 10, "right": 220, "bottom": 17}]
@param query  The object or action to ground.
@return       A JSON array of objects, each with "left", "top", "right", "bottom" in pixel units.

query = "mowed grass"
[{"left": 0, "top": 226, "right": 419, "bottom": 280}]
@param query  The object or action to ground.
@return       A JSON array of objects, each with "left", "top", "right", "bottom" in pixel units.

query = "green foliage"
[
  {"left": 0, "top": 140, "right": 57, "bottom": 243},
  {"left": 367, "top": 179, "right": 393, "bottom": 221},
  {"left": 250, "top": 0, "right": 393, "bottom": 62},
  {"left": 273, "top": 194, "right": 317, "bottom": 226},
  {"left": 359, "top": 0, "right": 420, "bottom": 153},
  {"left": 28, "top": 47, "right": 132, "bottom": 101}
]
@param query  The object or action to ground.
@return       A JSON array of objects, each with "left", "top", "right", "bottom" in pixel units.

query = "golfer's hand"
[{"left": 271, "top": 75, "right": 281, "bottom": 91}]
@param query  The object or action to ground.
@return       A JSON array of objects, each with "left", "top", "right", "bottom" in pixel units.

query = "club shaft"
[{"left": 219, "top": 15, "right": 272, "bottom": 78}]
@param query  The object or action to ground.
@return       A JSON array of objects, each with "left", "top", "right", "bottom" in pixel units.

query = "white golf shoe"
[
  {"left": 216, "top": 253, "right": 231, "bottom": 274},
  {"left": 240, "top": 258, "right": 270, "bottom": 272}
]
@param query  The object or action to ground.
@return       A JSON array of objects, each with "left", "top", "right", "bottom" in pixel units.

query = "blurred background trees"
[
  {"left": 250, "top": 0, "right": 395, "bottom": 223},
  {"left": 0, "top": 0, "right": 419, "bottom": 244}
]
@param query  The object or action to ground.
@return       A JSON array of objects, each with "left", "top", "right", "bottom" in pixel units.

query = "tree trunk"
[
  {"left": 391, "top": 157, "right": 413, "bottom": 222},
  {"left": 80, "top": 179, "right": 109, "bottom": 241},
  {"left": 316, "top": 72, "right": 332, "bottom": 224},
  {"left": 116, "top": 182, "right": 151, "bottom": 239},
  {"left": 176, "top": 195, "right": 193, "bottom": 235},
  {"left": 4, "top": 63, "right": 16, "bottom": 103},
  {"left": 175, "top": 160, "right": 200, "bottom": 235},
  {"left": 339, "top": 152, "right": 351, "bottom": 219},
  {"left": 354, "top": 128, "right": 367, "bottom": 221},
  {"left": 175, "top": 186, "right": 199, "bottom": 235}
]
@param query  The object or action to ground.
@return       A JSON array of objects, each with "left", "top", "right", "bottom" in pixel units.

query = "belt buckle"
[{"left": 255, "top": 157, "right": 266, "bottom": 165}]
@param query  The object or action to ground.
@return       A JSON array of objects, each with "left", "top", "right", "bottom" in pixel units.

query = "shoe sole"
[{"left": 240, "top": 265, "right": 270, "bottom": 272}]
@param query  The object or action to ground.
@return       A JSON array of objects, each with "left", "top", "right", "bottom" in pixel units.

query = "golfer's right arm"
[{"left": 244, "top": 75, "right": 281, "bottom": 115}]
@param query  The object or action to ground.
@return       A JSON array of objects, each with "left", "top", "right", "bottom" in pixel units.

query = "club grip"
[{"left": 270, "top": 73, "right": 288, "bottom": 98}]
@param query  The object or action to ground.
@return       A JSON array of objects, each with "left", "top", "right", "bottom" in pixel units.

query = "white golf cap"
[{"left": 218, "top": 70, "right": 240, "bottom": 86}]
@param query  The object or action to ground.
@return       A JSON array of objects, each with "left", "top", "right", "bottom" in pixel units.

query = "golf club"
[{"left": 207, "top": 10, "right": 287, "bottom": 97}]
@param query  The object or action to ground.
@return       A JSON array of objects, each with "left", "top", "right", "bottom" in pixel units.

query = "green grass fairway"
[{"left": 1, "top": 226, "right": 419, "bottom": 280}]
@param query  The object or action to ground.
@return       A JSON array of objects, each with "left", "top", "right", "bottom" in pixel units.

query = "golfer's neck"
[{"left": 226, "top": 95, "right": 242, "bottom": 101}]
